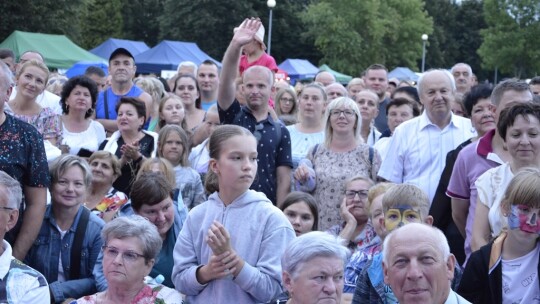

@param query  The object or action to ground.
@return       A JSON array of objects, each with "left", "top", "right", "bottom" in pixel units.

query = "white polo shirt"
[{"left": 378, "top": 111, "right": 475, "bottom": 203}]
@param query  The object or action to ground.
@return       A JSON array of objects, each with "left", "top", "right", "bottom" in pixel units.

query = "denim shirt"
[
  {"left": 94, "top": 190, "right": 186, "bottom": 291},
  {"left": 24, "top": 205, "right": 104, "bottom": 303}
]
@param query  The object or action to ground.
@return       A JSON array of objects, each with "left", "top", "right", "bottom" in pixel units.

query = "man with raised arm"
[{"left": 217, "top": 18, "right": 292, "bottom": 206}]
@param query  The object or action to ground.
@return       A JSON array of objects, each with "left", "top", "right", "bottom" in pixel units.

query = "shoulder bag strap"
[
  {"left": 70, "top": 207, "right": 90, "bottom": 279},
  {"left": 104, "top": 91, "right": 109, "bottom": 120}
]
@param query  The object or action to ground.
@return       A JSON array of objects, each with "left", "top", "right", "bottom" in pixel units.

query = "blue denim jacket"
[
  {"left": 24, "top": 205, "right": 104, "bottom": 303},
  {"left": 94, "top": 190, "right": 186, "bottom": 291}
]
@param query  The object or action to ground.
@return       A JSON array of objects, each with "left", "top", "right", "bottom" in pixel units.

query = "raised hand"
[
  {"left": 232, "top": 18, "right": 262, "bottom": 47},
  {"left": 340, "top": 197, "right": 357, "bottom": 226}
]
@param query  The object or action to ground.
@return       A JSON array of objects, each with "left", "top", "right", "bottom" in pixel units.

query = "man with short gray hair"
[
  {"left": 0, "top": 171, "right": 50, "bottom": 302},
  {"left": 378, "top": 69, "right": 474, "bottom": 204},
  {"left": 383, "top": 223, "right": 470, "bottom": 304},
  {"left": 451, "top": 63, "right": 474, "bottom": 95}
]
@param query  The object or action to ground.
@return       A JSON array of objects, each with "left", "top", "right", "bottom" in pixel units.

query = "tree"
[
  {"left": 0, "top": 0, "right": 85, "bottom": 45},
  {"left": 159, "top": 0, "right": 317, "bottom": 66},
  {"left": 121, "top": 0, "right": 165, "bottom": 46},
  {"left": 300, "top": 0, "right": 433, "bottom": 75},
  {"left": 479, "top": 0, "right": 540, "bottom": 78},
  {"left": 422, "top": 0, "right": 459, "bottom": 71},
  {"left": 79, "top": 0, "right": 124, "bottom": 49},
  {"left": 160, "top": 1, "right": 257, "bottom": 60},
  {"left": 454, "top": 0, "right": 489, "bottom": 81}
]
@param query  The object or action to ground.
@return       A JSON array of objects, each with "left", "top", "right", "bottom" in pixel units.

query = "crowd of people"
[{"left": 0, "top": 16, "right": 538, "bottom": 303}]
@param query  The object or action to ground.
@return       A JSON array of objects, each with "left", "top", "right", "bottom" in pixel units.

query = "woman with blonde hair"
[
  {"left": 7, "top": 60, "right": 62, "bottom": 149},
  {"left": 294, "top": 97, "right": 381, "bottom": 231},
  {"left": 134, "top": 77, "right": 165, "bottom": 132}
]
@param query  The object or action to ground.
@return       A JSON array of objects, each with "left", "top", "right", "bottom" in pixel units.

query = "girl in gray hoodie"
[{"left": 172, "top": 125, "right": 295, "bottom": 303}]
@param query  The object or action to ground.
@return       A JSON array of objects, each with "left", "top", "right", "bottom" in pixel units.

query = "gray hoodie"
[{"left": 172, "top": 190, "right": 295, "bottom": 303}]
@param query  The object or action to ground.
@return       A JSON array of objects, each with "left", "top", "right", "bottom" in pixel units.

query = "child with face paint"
[
  {"left": 349, "top": 184, "right": 443, "bottom": 303},
  {"left": 459, "top": 168, "right": 540, "bottom": 304},
  {"left": 342, "top": 182, "right": 394, "bottom": 299}
]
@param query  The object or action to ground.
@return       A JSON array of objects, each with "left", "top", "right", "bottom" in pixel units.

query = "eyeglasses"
[
  {"left": 330, "top": 109, "right": 356, "bottom": 118},
  {"left": 102, "top": 245, "right": 145, "bottom": 263},
  {"left": 254, "top": 123, "right": 264, "bottom": 142},
  {"left": 280, "top": 97, "right": 295, "bottom": 104},
  {"left": 0, "top": 206, "right": 14, "bottom": 212},
  {"left": 345, "top": 190, "right": 369, "bottom": 200}
]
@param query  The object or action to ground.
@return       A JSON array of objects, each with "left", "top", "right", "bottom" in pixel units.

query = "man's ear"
[
  {"left": 446, "top": 254, "right": 456, "bottom": 281},
  {"left": 424, "top": 215, "right": 434, "bottom": 226},
  {"left": 6, "top": 209, "right": 18, "bottom": 232},
  {"left": 383, "top": 261, "right": 390, "bottom": 284}
]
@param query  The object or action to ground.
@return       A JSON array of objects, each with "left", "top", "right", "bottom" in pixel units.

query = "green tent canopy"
[
  {"left": 318, "top": 64, "right": 353, "bottom": 84},
  {"left": 0, "top": 31, "right": 106, "bottom": 69}
]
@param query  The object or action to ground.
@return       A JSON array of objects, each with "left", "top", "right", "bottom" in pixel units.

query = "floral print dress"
[{"left": 72, "top": 284, "right": 183, "bottom": 304}]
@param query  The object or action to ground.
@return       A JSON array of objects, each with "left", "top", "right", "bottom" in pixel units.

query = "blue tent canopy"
[
  {"left": 134, "top": 40, "right": 221, "bottom": 74},
  {"left": 388, "top": 67, "right": 419, "bottom": 82},
  {"left": 278, "top": 59, "right": 319, "bottom": 83},
  {"left": 65, "top": 61, "right": 108, "bottom": 78},
  {"left": 90, "top": 38, "right": 150, "bottom": 60}
]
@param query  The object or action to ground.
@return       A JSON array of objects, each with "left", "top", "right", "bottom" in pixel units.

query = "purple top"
[{"left": 446, "top": 129, "right": 502, "bottom": 261}]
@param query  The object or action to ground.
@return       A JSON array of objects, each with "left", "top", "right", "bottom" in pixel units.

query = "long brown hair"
[{"left": 204, "top": 125, "right": 254, "bottom": 194}]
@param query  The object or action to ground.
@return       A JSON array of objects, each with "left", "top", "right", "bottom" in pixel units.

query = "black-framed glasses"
[
  {"left": 330, "top": 109, "right": 356, "bottom": 118},
  {"left": 254, "top": 123, "right": 264, "bottom": 142},
  {"left": 345, "top": 190, "right": 368, "bottom": 200},
  {"left": 102, "top": 245, "right": 145, "bottom": 263},
  {"left": 0, "top": 206, "right": 14, "bottom": 212}
]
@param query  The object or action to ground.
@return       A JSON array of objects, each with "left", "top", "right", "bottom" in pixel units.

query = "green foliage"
[
  {"left": 300, "top": 0, "right": 432, "bottom": 75},
  {"left": 160, "top": 1, "right": 257, "bottom": 60},
  {"left": 479, "top": 0, "right": 540, "bottom": 78},
  {"left": 454, "top": 0, "right": 488, "bottom": 81},
  {"left": 121, "top": 0, "right": 165, "bottom": 46},
  {"left": 79, "top": 0, "right": 124, "bottom": 49},
  {"left": 0, "top": 0, "right": 85, "bottom": 43},
  {"left": 422, "top": 0, "right": 459, "bottom": 71}
]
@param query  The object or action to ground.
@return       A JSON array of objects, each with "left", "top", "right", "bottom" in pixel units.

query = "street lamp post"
[
  {"left": 267, "top": 0, "right": 276, "bottom": 56},
  {"left": 421, "top": 34, "right": 428, "bottom": 73}
]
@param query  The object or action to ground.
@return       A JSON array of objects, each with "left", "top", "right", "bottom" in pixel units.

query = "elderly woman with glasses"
[
  {"left": 72, "top": 215, "right": 182, "bottom": 303},
  {"left": 294, "top": 97, "right": 382, "bottom": 231}
]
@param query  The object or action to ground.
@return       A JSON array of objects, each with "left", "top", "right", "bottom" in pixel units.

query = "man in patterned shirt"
[{"left": 0, "top": 171, "right": 49, "bottom": 302}]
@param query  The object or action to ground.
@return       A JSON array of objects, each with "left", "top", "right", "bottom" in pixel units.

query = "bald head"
[
  {"left": 325, "top": 82, "right": 347, "bottom": 101},
  {"left": 16, "top": 51, "right": 44, "bottom": 75},
  {"left": 315, "top": 71, "right": 336, "bottom": 87}
]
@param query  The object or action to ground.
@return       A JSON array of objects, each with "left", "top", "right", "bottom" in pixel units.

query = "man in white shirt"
[
  {"left": 0, "top": 171, "right": 49, "bottom": 302},
  {"left": 9, "top": 50, "right": 63, "bottom": 115},
  {"left": 382, "top": 223, "right": 471, "bottom": 304},
  {"left": 378, "top": 69, "right": 475, "bottom": 203}
]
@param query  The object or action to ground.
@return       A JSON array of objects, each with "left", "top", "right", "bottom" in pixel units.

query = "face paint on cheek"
[
  {"left": 509, "top": 205, "right": 540, "bottom": 235},
  {"left": 384, "top": 206, "right": 421, "bottom": 232}
]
